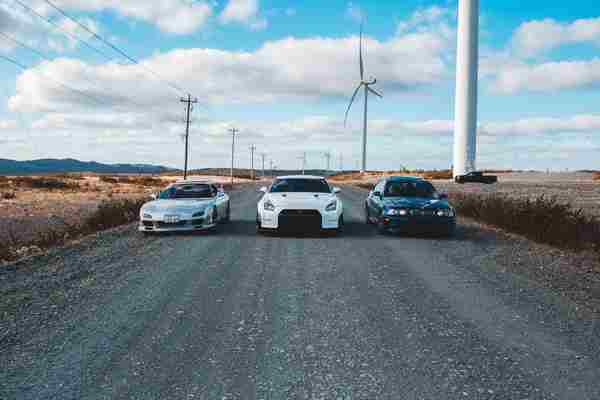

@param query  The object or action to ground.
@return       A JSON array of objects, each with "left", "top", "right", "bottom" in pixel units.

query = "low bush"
[
  {"left": 82, "top": 198, "right": 145, "bottom": 232},
  {"left": 12, "top": 176, "right": 79, "bottom": 191},
  {"left": 451, "top": 193, "right": 600, "bottom": 253},
  {"left": 2, "top": 191, "right": 16, "bottom": 200},
  {"left": 99, "top": 175, "right": 164, "bottom": 186},
  {"left": 99, "top": 176, "right": 119, "bottom": 184},
  {"left": 422, "top": 170, "right": 453, "bottom": 180}
]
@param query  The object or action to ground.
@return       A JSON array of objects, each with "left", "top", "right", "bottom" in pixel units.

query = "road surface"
[{"left": 1, "top": 185, "right": 599, "bottom": 399}]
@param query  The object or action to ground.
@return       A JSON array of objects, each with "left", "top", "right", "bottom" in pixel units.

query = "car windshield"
[
  {"left": 384, "top": 181, "right": 438, "bottom": 198},
  {"left": 270, "top": 178, "right": 331, "bottom": 193},
  {"left": 159, "top": 184, "right": 214, "bottom": 199}
]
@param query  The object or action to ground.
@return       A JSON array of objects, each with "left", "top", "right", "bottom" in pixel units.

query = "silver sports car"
[{"left": 139, "top": 179, "right": 230, "bottom": 233}]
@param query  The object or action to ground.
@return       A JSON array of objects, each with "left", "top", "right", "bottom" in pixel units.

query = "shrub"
[
  {"left": 2, "top": 191, "right": 16, "bottom": 200},
  {"left": 451, "top": 193, "right": 600, "bottom": 253},
  {"left": 12, "top": 177, "right": 78, "bottom": 190},
  {"left": 99, "top": 176, "right": 119, "bottom": 184},
  {"left": 82, "top": 198, "right": 146, "bottom": 232},
  {"left": 422, "top": 170, "right": 453, "bottom": 180}
]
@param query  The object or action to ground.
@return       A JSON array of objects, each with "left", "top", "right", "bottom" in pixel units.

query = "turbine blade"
[
  {"left": 368, "top": 86, "right": 383, "bottom": 98},
  {"left": 344, "top": 83, "right": 363, "bottom": 126},
  {"left": 359, "top": 23, "right": 364, "bottom": 80}
]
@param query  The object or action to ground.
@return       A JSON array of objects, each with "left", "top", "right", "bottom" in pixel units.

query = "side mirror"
[
  {"left": 333, "top": 187, "right": 341, "bottom": 194},
  {"left": 439, "top": 193, "right": 448, "bottom": 200},
  {"left": 259, "top": 186, "right": 268, "bottom": 193},
  {"left": 373, "top": 191, "right": 382, "bottom": 198}
]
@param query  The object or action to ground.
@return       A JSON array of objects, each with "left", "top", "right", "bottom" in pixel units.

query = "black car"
[
  {"left": 455, "top": 171, "right": 498, "bottom": 184},
  {"left": 365, "top": 176, "right": 456, "bottom": 236}
]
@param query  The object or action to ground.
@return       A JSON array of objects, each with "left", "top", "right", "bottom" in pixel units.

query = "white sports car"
[
  {"left": 139, "top": 179, "right": 230, "bottom": 233},
  {"left": 256, "top": 175, "right": 343, "bottom": 234}
]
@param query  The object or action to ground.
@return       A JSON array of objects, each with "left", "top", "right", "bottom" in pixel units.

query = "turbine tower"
[
  {"left": 345, "top": 24, "right": 382, "bottom": 174},
  {"left": 453, "top": 0, "right": 479, "bottom": 178}
]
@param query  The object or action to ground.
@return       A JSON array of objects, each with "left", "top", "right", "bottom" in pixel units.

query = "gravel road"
[{"left": 2, "top": 185, "right": 600, "bottom": 399}]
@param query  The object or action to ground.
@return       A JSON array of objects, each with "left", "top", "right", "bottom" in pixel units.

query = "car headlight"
[
  {"left": 325, "top": 200, "right": 337, "bottom": 212},
  {"left": 264, "top": 199, "right": 275, "bottom": 211},
  {"left": 142, "top": 213, "right": 153, "bottom": 220},
  {"left": 192, "top": 209, "right": 206, "bottom": 218},
  {"left": 435, "top": 208, "right": 455, "bottom": 217},
  {"left": 385, "top": 208, "right": 407, "bottom": 216}
]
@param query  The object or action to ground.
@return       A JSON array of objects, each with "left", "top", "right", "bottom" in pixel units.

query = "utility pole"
[
  {"left": 260, "top": 153, "right": 266, "bottom": 178},
  {"left": 298, "top": 152, "right": 306, "bottom": 175},
  {"left": 181, "top": 94, "right": 198, "bottom": 180},
  {"left": 250, "top": 145, "right": 256, "bottom": 180},
  {"left": 324, "top": 151, "right": 331, "bottom": 173},
  {"left": 228, "top": 127, "right": 239, "bottom": 186}
]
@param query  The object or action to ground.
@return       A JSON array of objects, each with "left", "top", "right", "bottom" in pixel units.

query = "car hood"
[
  {"left": 141, "top": 199, "right": 214, "bottom": 214},
  {"left": 383, "top": 197, "right": 450, "bottom": 209},
  {"left": 266, "top": 192, "right": 337, "bottom": 209}
]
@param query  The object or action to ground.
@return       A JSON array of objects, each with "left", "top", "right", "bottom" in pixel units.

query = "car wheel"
[
  {"left": 376, "top": 216, "right": 388, "bottom": 234},
  {"left": 337, "top": 214, "right": 344, "bottom": 234},
  {"left": 365, "top": 205, "right": 371, "bottom": 224},
  {"left": 223, "top": 203, "right": 231, "bottom": 223},
  {"left": 208, "top": 208, "right": 218, "bottom": 232}
]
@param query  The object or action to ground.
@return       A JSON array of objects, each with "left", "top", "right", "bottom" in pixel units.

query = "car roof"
[
  {"left": 172, "top": 179, "right": 214, "bottom": 185},
  {"left": 385, "top": 176, "right": 425, "bottom": 182},
  {"left": 275, "top": 175, "right": 325, "bottom": 180}
]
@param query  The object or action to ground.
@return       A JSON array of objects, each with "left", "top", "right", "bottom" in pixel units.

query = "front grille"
[
  {"left": 279, "top": 210, "right": 321, "bottom": 217},
  {"left": 278, "top": 209, "right": 322, "bottom": 230},
  {"left": 142, "top": 221, "right": 154, "bottom": 228},
  {"left": 408, "top": 209, "right": 436, "bottom": 217},
  {"left": 156, "top": 221, "right": 189, "bottom": 229}
]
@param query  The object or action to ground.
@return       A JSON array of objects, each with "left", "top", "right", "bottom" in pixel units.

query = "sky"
[{"left": 0, "top": 0, "right": 599, "bottom": 171}]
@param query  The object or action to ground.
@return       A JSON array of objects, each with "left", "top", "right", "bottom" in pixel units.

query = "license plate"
[{"left": 164, "top": 215, "right": 180, "bottom": 224}]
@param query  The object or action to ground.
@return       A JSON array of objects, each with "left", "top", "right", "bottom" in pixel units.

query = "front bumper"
[
  {"left": 138, "top": 218, "right": 215, "bottom": 232},
  {"left": 380, "top": 215, "right": 456, "bottom": 233},
  {"left": 259, "top": 209, "right": 340, "bottom": 230}
]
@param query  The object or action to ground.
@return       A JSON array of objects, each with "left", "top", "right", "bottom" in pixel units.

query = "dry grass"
[
  {"left": 0, "top": 198, "right": 146, "bottom": 263},
  {"left": 452, "top": 193, "right": 600, "bottom": 254},
  {"left": 422, "top": 170, "right": 453, "bottom": 180}
]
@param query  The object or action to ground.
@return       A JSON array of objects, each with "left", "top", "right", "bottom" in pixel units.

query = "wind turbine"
[{"left": 344, "top": 24, "right": 382, "bottom": 174}]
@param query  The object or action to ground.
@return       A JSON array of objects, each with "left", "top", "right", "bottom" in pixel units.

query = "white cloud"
[
  {"left": 8, "top": 31, "right": 450, "bottom": 113},
  {"left": 43, "top": 0, "right": 213, "bottom": 35},
  {"left": 219, "top": 0, "right": 266, "bottom": 30},
  {"left": 397, "top": 5, "right": 453, "bottom": 35},
  {"left": 491, "top": 58, "right": 600, "bottom": 93},
  {"left": 512, "top": 17, "right": 600, "bottom": 57}
]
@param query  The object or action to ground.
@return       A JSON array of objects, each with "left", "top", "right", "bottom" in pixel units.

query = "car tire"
[
  {"left": 376, "top": 216, "right": 388, "bottom": 235},
  {"left": 223, "top": 203, "right": 231, "bottom": 223},
  {"left": 336, "top": 214, "right": 344, "bottom": 234},
  {"left": 365, "top": 205, "right": 372, "bottom": 224},
  {"left": 208, "top": 208, "right": 218, "bottom": 233}
]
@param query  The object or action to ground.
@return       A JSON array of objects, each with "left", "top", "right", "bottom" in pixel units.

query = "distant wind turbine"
[{"left": 344, "top": 24, "right": 382, "bottom": 174}]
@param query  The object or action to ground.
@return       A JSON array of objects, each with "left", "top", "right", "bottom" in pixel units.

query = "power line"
[
  {"left": 12, "top": 0, "right": 118, "bottom": 64},
  {"left": 41, "top": 0, "right": 189, "bottom": 97},
  {"left": 0, "top": 30, "right": 146, "bottom": 111},
  {"left": 0, "top": 53, "right": 110, "bottom": 107}
]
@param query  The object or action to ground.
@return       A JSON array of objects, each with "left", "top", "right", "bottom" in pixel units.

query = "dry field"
[
  {"left": 330, "top": 171, "right": 600, "bottom": 217},
  {"left": 0, "top": 174, "right": 251, "bottom": 252}
]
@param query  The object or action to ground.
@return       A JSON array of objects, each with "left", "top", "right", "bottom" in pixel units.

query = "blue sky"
[{"left": 0, "top": 0, "right": 599, "bottom": 171}]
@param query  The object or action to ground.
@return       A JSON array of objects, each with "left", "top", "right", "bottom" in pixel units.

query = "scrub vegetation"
[
  {"left": 451, "top": 193, "right": 600, "bottom": 254},
  {"left": 0, "top": 198, "right": 146, "bottom": 263}
]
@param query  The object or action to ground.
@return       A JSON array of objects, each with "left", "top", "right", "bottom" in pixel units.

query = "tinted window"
[
  {"left": 270, "top": 178, "right": 331, "bottom": 193},
  {"left": 159, "top": 184, "right": 215, "bottom": 199},
  {"left": 384, "top": 181, "right": 438, "bottom": 198}
]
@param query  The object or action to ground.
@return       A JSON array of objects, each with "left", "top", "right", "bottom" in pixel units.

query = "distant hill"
[{"left": 0, "top": 158, "right": 175, "bottom": 175}]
